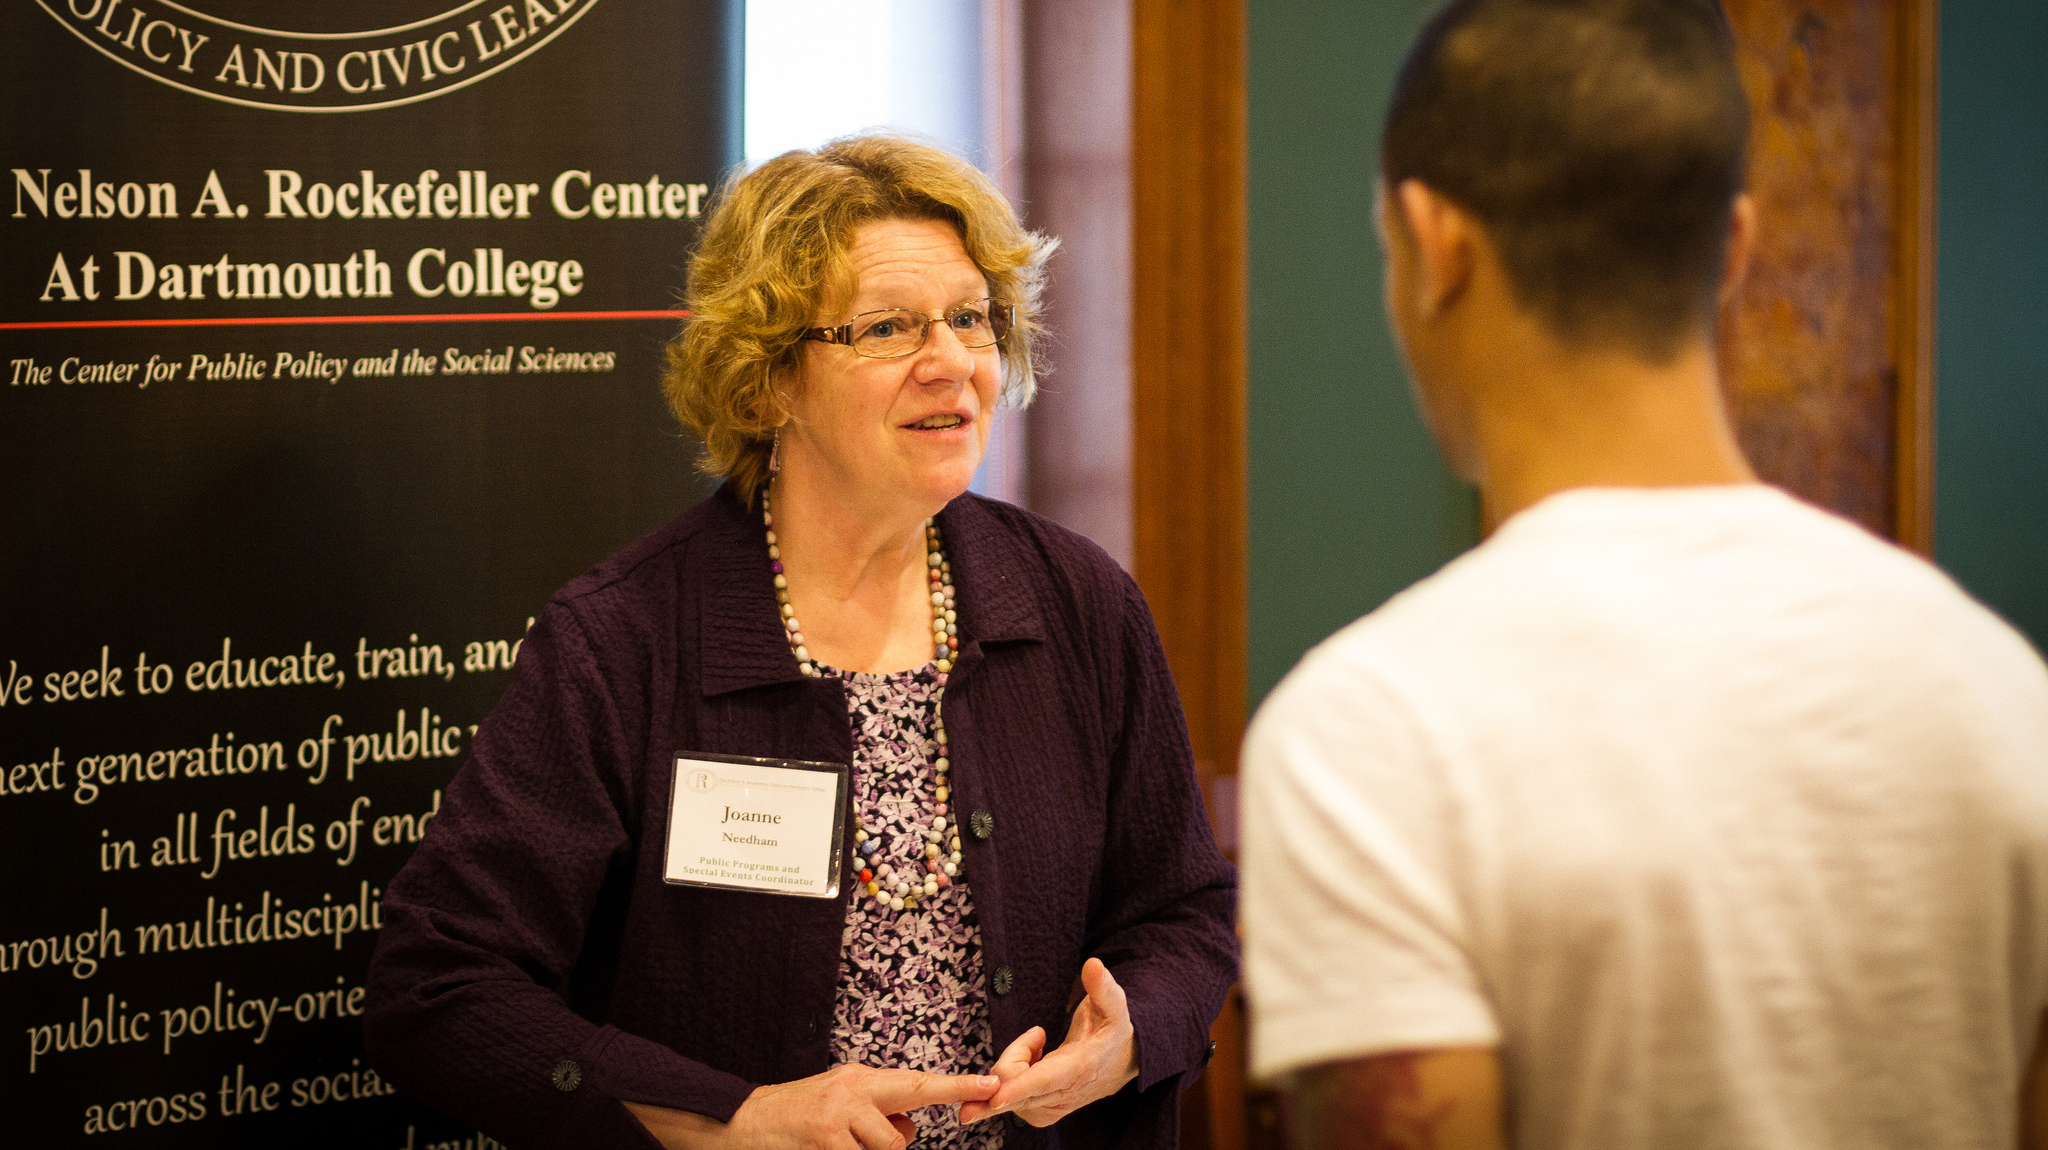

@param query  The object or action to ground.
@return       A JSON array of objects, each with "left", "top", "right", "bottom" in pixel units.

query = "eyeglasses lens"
[{"left": 851, "top": 301, "right": 1009, "bottom": 359}]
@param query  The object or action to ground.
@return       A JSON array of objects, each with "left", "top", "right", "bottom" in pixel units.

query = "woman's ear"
[{"left": 760, "top": 359, "right": 800, "bottom": 428}]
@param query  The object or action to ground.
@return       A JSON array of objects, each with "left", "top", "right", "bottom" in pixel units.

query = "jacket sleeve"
[
  {"left": 364, "top": 603, "right": 758, "bottom": 1150},
  {"left": 1084, "top": 572, "right": 1240, "bottom": 1099}
]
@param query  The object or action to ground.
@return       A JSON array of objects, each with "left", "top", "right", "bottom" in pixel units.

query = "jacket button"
[
  {"left": 992, "top": 965, "right": 1013, "bottom": 995},
  {"left": 970, "top": 809, "right": 993, "bottom": 840},
  {"left": 1203, "top": 1039, "right": 1217, "bottom": 1068},
  {"left": 550, "top": 1059, "right": 583, "bottom": 1092}
]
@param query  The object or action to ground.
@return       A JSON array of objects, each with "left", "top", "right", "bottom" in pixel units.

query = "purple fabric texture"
[
  {"left": 826, "top": 664, "right": 999, "bottom": 1150},
  {"left": 364, "top": 487, "right": 1239, "bottom": 1150}
]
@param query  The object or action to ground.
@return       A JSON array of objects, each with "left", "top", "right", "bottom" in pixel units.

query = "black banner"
[{"left": 2, "top": 2, "right": 736, "bottom": 1145}]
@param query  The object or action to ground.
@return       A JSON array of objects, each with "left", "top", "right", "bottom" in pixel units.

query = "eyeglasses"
[{"left": 801, "top": 298, "right": 1013, "bottom": 360}]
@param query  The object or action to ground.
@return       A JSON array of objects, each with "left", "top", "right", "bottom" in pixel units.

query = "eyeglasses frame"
[{"left": 800, "top": 298, "right": 1013, "bottom": 360}]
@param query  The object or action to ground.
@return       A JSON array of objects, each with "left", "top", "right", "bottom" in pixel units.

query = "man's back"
[{"left": 1244, "top": 485, "right": 2048, "bottom": 1148}]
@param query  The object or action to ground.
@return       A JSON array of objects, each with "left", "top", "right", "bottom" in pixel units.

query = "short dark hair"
[{"left": 1382, "top": 0, "right": 1749, "bottom": 358}]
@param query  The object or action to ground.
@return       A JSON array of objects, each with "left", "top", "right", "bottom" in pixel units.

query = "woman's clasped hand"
[
  {"left": 960, "top": 959, "right": 1140, "bottom": 1128},
  {"left": 628, "top": 958, "right": 1141, "bottom": 1149},
  {"left": 626, "top": 1066, "right": 1001, "bottom": 1150}
]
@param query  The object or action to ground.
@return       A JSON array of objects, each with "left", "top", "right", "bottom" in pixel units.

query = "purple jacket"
[{"left": 365, "top": 487, "right": 1239, "bottom": 1150}]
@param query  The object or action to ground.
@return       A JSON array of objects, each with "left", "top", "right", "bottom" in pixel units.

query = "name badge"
[{"left": 663, "top": 752, "right": 849, "bottom": 898}]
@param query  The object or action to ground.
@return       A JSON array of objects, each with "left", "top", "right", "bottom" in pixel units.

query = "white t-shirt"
[{"left": 1242, "top": 485, "right": 2048, "bottom": 1150}]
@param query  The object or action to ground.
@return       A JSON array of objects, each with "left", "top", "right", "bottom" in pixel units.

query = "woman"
[{"left": 365, "top": 135, "right": 1237, "bottom": 1150}]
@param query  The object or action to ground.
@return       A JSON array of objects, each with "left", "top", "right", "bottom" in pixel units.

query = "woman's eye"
[
  {"left": 864, "top": 320, "right": 898, "bottom": 339},
  {"left": 952, "top": 311, "right": 984, "bottom": 330}
]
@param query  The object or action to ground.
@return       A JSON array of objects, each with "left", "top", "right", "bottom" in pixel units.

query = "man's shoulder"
[
  {"left": 1250, "top": 605, "right": 1444, "bottom": 780},
  {"left": 1368, "top": 483, "right": 1996, "bottom": 634},
  {"left": 1286, "top": 483, "right": 2047, "bottom": 715}
]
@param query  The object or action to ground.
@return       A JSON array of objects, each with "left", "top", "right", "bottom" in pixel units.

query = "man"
[{"left": 1239, "top": 1, "right": 2048, "bottom": 1147}]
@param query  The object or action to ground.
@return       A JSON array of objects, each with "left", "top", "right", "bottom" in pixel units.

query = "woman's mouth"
[{"left": 908, "top": 414, "right": 967, "bottom": 430}]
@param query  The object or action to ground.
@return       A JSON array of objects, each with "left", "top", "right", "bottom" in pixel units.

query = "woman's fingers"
[
  {"left": 1080, "top": 958, "right": 1129, "bottom": 1021},
  {"left": 849, "top": 1106, "right": 911, "bottom": 1150},
  {"left": 995, "top": 1026, "right": 1046, "bottom": 1077},
  {"left": 722, "top": 1066, "right": 998, "bottom": 1150},
  {"left": 966, "top": 963, "right": 1141, "bottom": 1128},
  {"left": 864, "top": 1068, "right": 1000, "bottom": 1116},
  {"left": 961, "top": 1028, "right": 1048, "bottom": 1122},
  {"left": 977, "top": 1048, "right": 1083, "bottom": 1123},
  {"left": 984, "top": 1041, "right": 1087, "bottom": 1116},
  {"left": 1060, "top": 961, "right": 1130, "bottom": 1047}
]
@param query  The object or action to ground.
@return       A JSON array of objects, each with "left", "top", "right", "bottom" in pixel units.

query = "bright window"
[{"left": 744, "top": 0, "right": 986, "bottom": 170}]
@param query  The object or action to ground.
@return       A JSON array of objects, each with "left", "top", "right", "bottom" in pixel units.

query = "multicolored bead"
[{"left": 770, "top": 492, "right": 964, "bottom": 913}]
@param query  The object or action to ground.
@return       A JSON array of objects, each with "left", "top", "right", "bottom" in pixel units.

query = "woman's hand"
[
  {"left": 959, "top": 958, "right": 1140, "bottom": 1128},
  {"left": 625, "top": 1065, "right": 1000, "bottom": 1150}
]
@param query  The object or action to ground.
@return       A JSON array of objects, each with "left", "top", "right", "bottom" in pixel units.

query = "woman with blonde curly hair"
[{"left": 367, "top": 134, "right": 1237, "bottom": 1150}]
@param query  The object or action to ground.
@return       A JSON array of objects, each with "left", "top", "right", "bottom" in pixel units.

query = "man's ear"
[
  {"left": 1393, "top": 179, "right": 1475, "bottom": 320},
  {"left": 1719, "top": 193, "right": 1757, "bottom": 307}
]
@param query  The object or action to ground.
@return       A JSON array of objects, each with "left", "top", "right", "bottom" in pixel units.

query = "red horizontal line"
[{"left": 0, "top": 309, "right": 691, "bottom": 332}]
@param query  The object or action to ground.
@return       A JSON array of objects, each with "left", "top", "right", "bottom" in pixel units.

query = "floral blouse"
[{"left": 825, "top": 661, "right": 1003, "bottom": 1150}]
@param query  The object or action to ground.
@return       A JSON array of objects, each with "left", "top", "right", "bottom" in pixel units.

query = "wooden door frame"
[
  {"left": 1894, "top": 0, "right": 1939, "bottom": 554},
  {"left": 1131, "top": 0, "right": 1248, "bottom": 816},
  {"left": 1132, "top": 5, "right": 1249, "bottom": 1150}
]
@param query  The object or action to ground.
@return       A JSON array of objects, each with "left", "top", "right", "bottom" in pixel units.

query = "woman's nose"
[{"left": 914, "top": 318, "right": 976, "bottom": 380}]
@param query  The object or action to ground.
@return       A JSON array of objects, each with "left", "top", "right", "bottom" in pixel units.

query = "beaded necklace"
[{"left": 762, "top": 489, "right": 965, "bottom": 913}]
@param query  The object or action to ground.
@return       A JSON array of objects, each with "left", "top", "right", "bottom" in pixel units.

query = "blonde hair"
[{"left": 664, "top": 134, "right": 1055, "bottom": 504}]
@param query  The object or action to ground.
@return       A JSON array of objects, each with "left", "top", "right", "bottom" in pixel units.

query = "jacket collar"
[{"left": 696, "top": 485, "right": 1047, "bottom": 697}]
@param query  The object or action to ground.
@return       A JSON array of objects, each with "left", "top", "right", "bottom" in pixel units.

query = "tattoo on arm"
[
  {"left": 1295, "top": 1053, "right": 1450, "bottom": 1150},
  {"left": 1289, "top": 1048, "right": 1502, "bottom": 1150},
  {"left": 2022, "top": 1009, "right": 2048, "bottom": 1150}
]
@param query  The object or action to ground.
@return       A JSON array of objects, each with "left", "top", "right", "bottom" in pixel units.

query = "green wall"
[
  {"left": 1246, "top": 0, "right": 1479, "bottom": 706},
  {"left": 1935, "top": 0, "right": 2048, "bottom": 653}
]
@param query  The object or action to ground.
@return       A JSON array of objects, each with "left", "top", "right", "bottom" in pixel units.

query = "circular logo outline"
[{"left": 36, "top": 0, "right": 604, "bottom": 114}]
